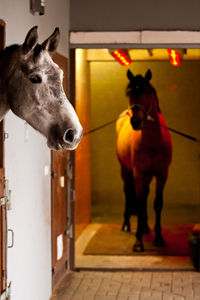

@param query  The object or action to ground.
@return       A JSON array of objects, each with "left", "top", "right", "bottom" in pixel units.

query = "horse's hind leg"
[
  {"left": 154, "top": 175, "right": 167, "bottom": 247},
  {"left": 143, "top": 191, "right": 151, "bottom": 234},
  {"left": 121, "top": 166, "right": 137, "bottom": 232}
]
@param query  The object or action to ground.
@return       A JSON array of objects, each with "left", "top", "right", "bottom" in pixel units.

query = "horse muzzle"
[
  {"left": 48, "top": 124, "right": 83, "bottom": 150},
  {"left": 130, "top": 117, "right": 143, "bottom": 130}
]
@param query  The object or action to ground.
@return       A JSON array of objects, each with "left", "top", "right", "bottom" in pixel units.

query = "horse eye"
[{"left": 29, "top": 75, "right": 42, "bottom": 84}]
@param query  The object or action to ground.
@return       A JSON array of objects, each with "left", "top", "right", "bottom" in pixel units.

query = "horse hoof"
[
  {"left": 154, "top": 236, "right": 166, "bottom": 247},
  {"left": 122, "top": 223, "right": 130, "bottom": 232},
  {"left": 133, "top": 241, "right": 144, "bottom": 252},
  {"left": 144, "top": 224, "right": 151, "bottom": 234}
]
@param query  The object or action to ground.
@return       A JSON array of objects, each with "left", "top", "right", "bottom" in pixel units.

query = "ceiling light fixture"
[
  {"left": 168, "top": 49, "right": 180, "bottom": 66},
  {"left": 110, "top": 49, "right": 132, "bottom": 66}
]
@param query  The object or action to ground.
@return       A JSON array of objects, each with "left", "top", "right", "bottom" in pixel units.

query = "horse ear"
[
  {"left": 145, "top": 69, "right": 152, "bottom": 81},
  {"left": 127, "top": 69, "right": 135, "bottom": 82},
  {"left": 22, "top": 26, "right": 38, "bottom": 55},
  {"left": 42, "top": 28, "right": 60, "bottom": 53}
]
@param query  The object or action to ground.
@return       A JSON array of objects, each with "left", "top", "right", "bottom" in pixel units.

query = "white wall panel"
[{"left": 0, "top": 1, "right": 69, "bottom": 299}]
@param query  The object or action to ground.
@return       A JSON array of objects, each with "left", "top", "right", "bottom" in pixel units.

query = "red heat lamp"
[
  {"left": 110, "top": 49, "right": 132, "bottom": 66},
  {"left": 168, "top": 49, "right": 180, "bottom": 66}
]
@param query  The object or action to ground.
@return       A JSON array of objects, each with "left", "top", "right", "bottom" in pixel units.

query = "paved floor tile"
[{"left": 51, "top": 270, "right": 200, "bottom": 300}]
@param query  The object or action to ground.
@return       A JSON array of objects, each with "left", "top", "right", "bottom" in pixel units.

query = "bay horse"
[
  {"left": 0, "top": 26, "right": 82, "bottom": 150},
  {"left": 116, "top": 69, "right": 172, "bottom": 252}
]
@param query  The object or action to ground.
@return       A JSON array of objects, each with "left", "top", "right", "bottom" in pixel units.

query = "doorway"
[{"left": 73, "top": 48, "right": 200, "bottom": 270}]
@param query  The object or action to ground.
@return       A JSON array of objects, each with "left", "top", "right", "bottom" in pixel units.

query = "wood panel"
[
  {"left": 53, "top": 52, "right": 68, "bottom": 92},
  {"left": 51, "top": 53, "right": 69, "bottom": 289},
  {"left": 0, "top": 19, "right": 6, "bottom": 296},
  {"left": 74, "top": 49, "right": 91, "bottom": 239},
  {"left": 51, "top": 149, "right": 68, "bottom": 288},
  {"left": 0, "top": 169, "right": 6, "bottom": 294}
]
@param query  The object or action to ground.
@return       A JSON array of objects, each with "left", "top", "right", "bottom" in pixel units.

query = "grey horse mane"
[
  {"left": 0, "top": 45, "right": 20, "bottom": 70},
  {"left": 0, "top": 44, "right": 19, "bottom": 57},
  {"left": 0, "top": 44, "right": 47, "bottom": 65}
]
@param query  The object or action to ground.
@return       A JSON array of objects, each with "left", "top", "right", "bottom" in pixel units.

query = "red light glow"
[
  {"left": 111, "top": 49, "right": 132, "bottom": 66},
  {"left": 167, "top": 49, "right": 180, "bottom": 66}
]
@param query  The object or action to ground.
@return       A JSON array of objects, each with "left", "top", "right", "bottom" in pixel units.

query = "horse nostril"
[{"left": 63, "top": 128, "right": 75, "bottom": 144}]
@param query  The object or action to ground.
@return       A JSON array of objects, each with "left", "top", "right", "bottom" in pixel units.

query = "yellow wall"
[
  {"left": 90, "top": 61, "right": 200, "bottom": 216},
  {"left": 75, "top": 49, "right": 91, "bottom": 239}
]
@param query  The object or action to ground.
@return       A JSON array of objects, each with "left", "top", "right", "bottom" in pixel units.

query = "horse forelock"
[
  {"left": 126, "top": 75, "right": 147, "bottom": 94},
  {"left": 126, "top": 76, "right": 161, "bottom": 113},
  {"left": 21, "top": 46, "right": 60, "bottom": 74},
  {"left": 33, "top": 44, "right": 43, "bottom": 58}
]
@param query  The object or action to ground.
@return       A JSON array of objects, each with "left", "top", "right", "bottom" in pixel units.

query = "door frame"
[
  {"left": 0, "top": 19, "right": 7, "bottom": 296},
  {"left": 68, "top": 29, "right": 200, "bottom": 270},
  {"left": 67, "top": 50, "right": 76, "bottom": 270},
  {"left": 69, "top": 30, "right": 200, "bottom": 49},
  {"left": 51, "top": 52, "right": 75, "bottom": 288}
]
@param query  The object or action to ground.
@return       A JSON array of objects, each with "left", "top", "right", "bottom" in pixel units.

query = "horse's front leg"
[
  {"left": 133, "top": 175, "right": 152, "bottom": 252},
  {"left": 121, "top": 167, "right": 136, "bottom": 232},
  {"left": 132, "top": 180, "right": 145, "bottom": 252},
  {"left": 154, "top": 175, "right": 167, "bottom": 247},
  {"left": 133, "top": 205, "right": 145, "bottom": 252},
  {"left": 122, "top": 200, "right": 131, "bottom": 232},
  {"left": 134, "top": 191, "right": 151, "bottom": 252}
]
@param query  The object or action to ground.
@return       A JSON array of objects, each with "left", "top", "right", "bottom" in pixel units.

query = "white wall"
[
  {"left": 2, "top": 0, "right": 69, "bottom": 57},
  {"left": 0, "top": 1, "right": 69, "bottom": 299}
]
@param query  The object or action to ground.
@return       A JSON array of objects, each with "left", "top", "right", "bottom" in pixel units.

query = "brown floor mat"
[{"left": 83, "top": 223, "right": 192, "bottom": 256}]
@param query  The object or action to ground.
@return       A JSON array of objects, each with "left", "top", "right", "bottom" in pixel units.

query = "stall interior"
[{"left": 74, "top": 48, "right": 200, "bottom": 269}]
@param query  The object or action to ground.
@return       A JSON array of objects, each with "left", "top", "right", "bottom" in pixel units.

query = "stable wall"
[
  {"left": 90, "top": 60, "right": 200, "bottom": 216},
  {"left": 0, "top": 1, "right": 69, "bottom": 300},
  {"left": 70, "top": 0, "right": 200, "bottom": 31}
]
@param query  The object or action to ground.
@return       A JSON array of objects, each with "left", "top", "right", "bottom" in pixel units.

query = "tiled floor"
[
  {"left": 51, "top": 270, "right": 200, "bottom": 300},
  {"left": 51, "top": 206, "right": 200, "bottom": 299}
]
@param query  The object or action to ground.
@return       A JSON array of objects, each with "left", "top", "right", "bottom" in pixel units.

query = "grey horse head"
[{"left": 0, "top": 26, "right": 82, "bottom": 150}]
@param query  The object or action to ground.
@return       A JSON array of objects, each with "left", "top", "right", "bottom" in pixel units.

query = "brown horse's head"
[
  {"left": 3, "top": 27, "right": 82, "bottom": 150},
  {"left": 126, "top": 69, "right": 161, "bottom": 130}
]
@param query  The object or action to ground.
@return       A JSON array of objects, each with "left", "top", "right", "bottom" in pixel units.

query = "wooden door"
[
  {"left": 0, "top": 20, "right": 7, "bottom": 296},
  {"left": 51, "top": 53, "right": 71, "bottom": 289},
  {"left": 51, "top": 149, "right": 68, "bottom": 287}
]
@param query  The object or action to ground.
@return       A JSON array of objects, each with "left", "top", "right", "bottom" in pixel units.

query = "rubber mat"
[{"left": 83, "top": 223, "right": 192, "bottom": 256}]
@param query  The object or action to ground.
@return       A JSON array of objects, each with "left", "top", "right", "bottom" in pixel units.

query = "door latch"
[
  {"left": 0, "top": 281, "right": 11, "bottom": 300},
  {"left": 8, "top": 229, "right": 14, "bottom": 249},
  {"left": 0, "top": 179, "right": 12, "bottom": 210},
  {"left": 66, "top": 225, "right": 73, "bottom": 239}
]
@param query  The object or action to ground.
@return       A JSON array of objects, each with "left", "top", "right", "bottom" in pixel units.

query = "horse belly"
[
  {"left": 134, "top": 121, "right": 172, "bottom": 175},
  {"left": 133, "top": 144, "right": 171, "bottom": 176}
]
